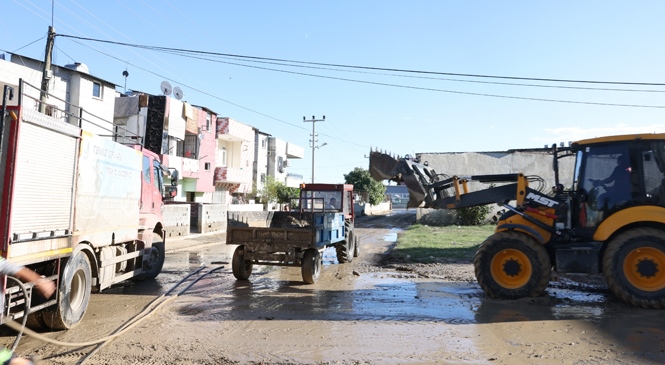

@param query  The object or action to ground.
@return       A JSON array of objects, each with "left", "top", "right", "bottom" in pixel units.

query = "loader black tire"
[
  {"left": 43, "top": 250, "right": 92, "bottom": 330},
  {"left": 302, "top": 248, "right": 322, "bottom": 284},
  {"left": 133, "top": 240, "right": 165, "bottom": 281},
  {"left": 474, "top": 231, "right": 551, "bottom": 299},
  {"left": 232, "top": 245, "right": 253, "bottom": 280},
  {"left": 602, "top": 228, "right": 665, "bottom": 308}
]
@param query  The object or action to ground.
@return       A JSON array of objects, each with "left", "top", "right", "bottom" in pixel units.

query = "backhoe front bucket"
[
  {"left": 368, "top": 150, "right": 439, "bottom": 208},
  {"left": 369, "top": 150, "right": 400, "bottom": 182}
]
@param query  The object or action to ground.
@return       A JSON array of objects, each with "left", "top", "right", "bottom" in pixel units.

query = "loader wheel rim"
[
  {"left": 490, "top": 249, "right": 532, "bottom": 289},
  {"left": 623, "top": 247, "right": 665, "bottom": 292}
]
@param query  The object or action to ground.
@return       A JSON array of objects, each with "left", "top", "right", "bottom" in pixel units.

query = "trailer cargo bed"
[{"left": 226, "top": 211, "right": 346, "bottom": 283}]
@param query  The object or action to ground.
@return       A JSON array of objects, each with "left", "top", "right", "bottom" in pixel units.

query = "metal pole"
[
  {"left": 311, "top": 120, "right": 316, "bottom": 183},
  {"left": 39, "top": 26, "right": 55, "bottom": 113},
  {"left": 303, "top": 115, "right": 325, "bottom": 183}
]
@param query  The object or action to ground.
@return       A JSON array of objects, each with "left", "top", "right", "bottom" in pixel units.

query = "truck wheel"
[
  {"left": 474, "top": 231, "right": 551, "bottom": 299},
  {"left": 43, "top": 251, "right": 92, "bottom": 330},
  {"left": 134, "top": 240, "right": 165, "bottom": 281},
  {"left": 232, "top": 245, "right": 253, "bottom": 280},
  {"left": 302, "top": 248, "right": 322, "bottom": 284},
  {"left": 602, "top": 228, "right": 665, "bottom": 308}
]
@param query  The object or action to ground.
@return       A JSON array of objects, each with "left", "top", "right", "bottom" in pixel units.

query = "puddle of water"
[{"left": 383, "top": 232, "right": 398, "bottom": 242}]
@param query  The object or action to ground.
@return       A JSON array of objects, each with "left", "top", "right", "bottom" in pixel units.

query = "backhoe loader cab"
[
  {"left": 570, "top": 135, "right": 665, "bottom": 235},
  {"left": 370, "top": 133, "right": 665, "bottom": 308}
]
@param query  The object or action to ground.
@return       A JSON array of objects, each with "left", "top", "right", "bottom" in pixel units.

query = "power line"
[
  {"left": 12, "top": 35, "right": 46, "bottom": 52},
  {"left": 54, "top": 34, "right": 665, "bottom": 108},
  {"left": 170, "top": 52, "right": 665, "bottom": 94},
  {"left": 65, "top": 39, "right": 310, "bottom": 132},
  {"left": 56, "top": 34, "right": 665, "bottom": 87},
  {"left": 130, "top": 48, "right": 665, "bottom": 109},
  {"left": 56, "top": 39, "right": 371, "bottom": 148}
]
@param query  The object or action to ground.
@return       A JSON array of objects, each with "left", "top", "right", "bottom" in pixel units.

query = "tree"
[
  {"left": 257, "top": 176, "right": 280, "bottom": 204},
  {"left": 257, "top": 176, "right": 299, "bottom": 205},
  {"left": 276, "top": 184, "right": 299, "bottom": 205},
  {"left": 344, "top": 167, "right": 386, "bottom": 205}
]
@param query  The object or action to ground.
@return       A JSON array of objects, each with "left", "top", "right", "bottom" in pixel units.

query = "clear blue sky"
[{"left": 3, "top": 1, "right": 665, "bottom": 183}]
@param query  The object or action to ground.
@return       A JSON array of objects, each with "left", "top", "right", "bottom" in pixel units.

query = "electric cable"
[
  {"left": 55, "top": 34, "right": 665, "bottom": 87},
  {"left": 157, "top": 48, "right": 665, "bottom": 93},
  {"left": 11, "top": 36, "right": 46, "bottom": 53},
  {"left": 5, "top": 277, "right": 29, "bottom": 352},
  {"left": 57, "top": 36, "right": 665, "bottom": 109},
  {"left": 3, "top": 265, "right": 224, "bottom": 353}
]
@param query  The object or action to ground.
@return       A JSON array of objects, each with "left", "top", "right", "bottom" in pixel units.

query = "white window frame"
[
  {"left": 219, "top": 146, "right": 227, "bottom": 167},
  {"left": 92, "top": 81, "right": 102, "bottom": 99}
]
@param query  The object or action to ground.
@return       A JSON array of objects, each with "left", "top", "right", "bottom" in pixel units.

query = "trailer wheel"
[
  {"left": 353, "top": 234, "right": 360, "bottom": 258},
  {"left": 134, "top": 240, "right": 165, "bottom": 281},
  {"left": 474, "top": 231, "right": 551, "bottom": 299},
  {"left": 43, "top": 251, "right": 92, "bottom": 330},
  {"left": 603, "top": 228, "right": 665, "bottom": 308},
  {"left": 337, "top": 223, "right": 355, "bottom": 263},
  {"left": 302, "top": 248, "right": 322, "bottom": 284},
  {"left": 232, "top": 245, "right": 253, "bottom": 280}
]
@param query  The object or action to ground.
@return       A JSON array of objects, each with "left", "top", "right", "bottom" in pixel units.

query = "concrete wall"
[
  {"left": 417, "top": 150, "right": 576, "bottom": 193},
  {"left": 412, "top": 150, "right": 577, "bottom": 226},
  {"left": 416, "top": 208, "right": 457, "bottom": 226},
  {"left": 354, "top": 201, "right": 392, "bottom": 216},
  {"left": 163, "top": 204, "right": 190, "bottom": 238},
  {"left": 228, "top": 203, "right": 264, "bottom": 212},
  {"left": 199, "top": 204, "right": 227, "bottom": 233}
]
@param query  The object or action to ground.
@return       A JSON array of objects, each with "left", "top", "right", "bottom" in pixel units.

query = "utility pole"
[
  {"left": 303, "top": 115, "right": 326, "bottom": 183},
  {"left": 39, "top": 26, "right": 55, "bottom": 113}
]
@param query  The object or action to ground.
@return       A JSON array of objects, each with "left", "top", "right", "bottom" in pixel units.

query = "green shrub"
[{"left": 456, "top": 205, "right": 491, "bottom": 226}]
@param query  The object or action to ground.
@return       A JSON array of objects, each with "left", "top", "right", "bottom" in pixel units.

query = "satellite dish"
[
  {"left": 160, "top": 81, "right": 172, "bottom": 96},
  {"left": 173, "top": 86, "right": 184, "bottom": 100}
]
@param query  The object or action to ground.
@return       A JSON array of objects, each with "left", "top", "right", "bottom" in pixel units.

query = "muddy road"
[{"left": 4, "top": 210, "right": 665, "bottom": 364}]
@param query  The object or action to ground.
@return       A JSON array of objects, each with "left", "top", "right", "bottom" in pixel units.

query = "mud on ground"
[{"left": 3, "top": 211, "right": 665, "bottom": 365}]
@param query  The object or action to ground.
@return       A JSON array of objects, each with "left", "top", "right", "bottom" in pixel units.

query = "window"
[
  {"left": 205, "top": 162, "right": 211, "bottom": 171},
  {"left": 152, "top": 159, "right": 162, "bottom": 190},
  {"left": 278, "top": 156, "right": 284, "bottom": 173},
  {"left": 261, "top": 138, "right": 266, "bottom": 148},
  {"left": 260, "top": 173, "right": 266, "bottom": 183},
  {"left": 219, "top": 147, "right": 227, "bottom": 167},
  {"left": 206, "top": 113, "right": 211, "bottom": 131},
  {"left": 142, "top": 156, "right": 151, "bottom": 184},
  {"left": 92, "top": 82, "right": 102, "bottom": 98},
  {"left": 184, "top": 135, "right": 198, "bottom": 159}
]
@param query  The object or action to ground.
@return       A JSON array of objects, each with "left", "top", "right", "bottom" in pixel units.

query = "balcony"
[
  {"left": 286, "top": 142, "right": 304, "bottom": 159},
  {"left": 217, "top": 117, "right": 253, "bottom": 143},
  {"left": 214, "top": 166, "right": 252, "bottom": 193}
]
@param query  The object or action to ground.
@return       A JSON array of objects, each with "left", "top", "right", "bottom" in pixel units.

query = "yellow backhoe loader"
[{"left": 370, "top": 133, "right": 665, "bottom": 308}]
